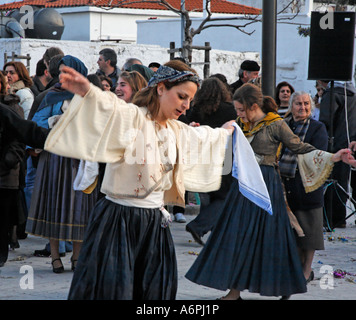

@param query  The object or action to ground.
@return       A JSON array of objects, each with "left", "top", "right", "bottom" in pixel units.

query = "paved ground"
[{"left": 0, "top": 211, "right": 355, "bottom": 301}]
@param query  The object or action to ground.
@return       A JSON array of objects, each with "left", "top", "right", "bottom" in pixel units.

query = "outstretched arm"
[
  {"left": 331, "top": 148, "right": 353, "bottom": 163},
  {"left": 59, "top": 66, "right": 91, "bottom": 97},
  {"left": 0, "top": 103, "right": 49, "bottom": 148},
  {"left": 298, "top": 148, "right": 354, "bottom": 193}
]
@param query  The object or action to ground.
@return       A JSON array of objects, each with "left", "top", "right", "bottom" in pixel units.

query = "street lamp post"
[
  {"left": 181, "top": 0, "right": 186, "bottom": 60},
  {"left": 261, "top": 0, "right": 277, "bottom": 98}
]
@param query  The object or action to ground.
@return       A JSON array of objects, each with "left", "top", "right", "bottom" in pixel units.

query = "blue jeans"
[
  {"left": 45, "top": 241, "right": 73, "bottom": 254},
  {"left": 24, "top": 157, "right": 36, "bottom": 212}
]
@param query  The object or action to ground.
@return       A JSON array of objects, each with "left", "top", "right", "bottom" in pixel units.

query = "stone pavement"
[{"left": 0, "top": 211, "right": 355, "bottom": 301}]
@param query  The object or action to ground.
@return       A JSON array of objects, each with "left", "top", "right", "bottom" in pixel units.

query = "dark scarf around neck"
[{"left": 279, "top": 114, "right": 311, "bottom": 178}]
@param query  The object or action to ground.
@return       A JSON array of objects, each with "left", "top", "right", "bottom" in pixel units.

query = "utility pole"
[
  {"left": 181, "top": 0, "right": 187, "bottom": 60},
  {"left": 261, "top": 0, "right": 277, "bottom": 97}
]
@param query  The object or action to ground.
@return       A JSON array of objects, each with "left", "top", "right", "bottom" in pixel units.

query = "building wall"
[
  {"left": 88, "top": 10, "right": 150, "bottom": 42},
  {"left": 56, "top": 6, "right": 183, "bottom": 43},
  {"left": 55, "top": 6, "right": 242, "bottom": 43},
  {"left": 0, "top": 38, "right": 259, "bottom": 82},
  {"left": 230, "top": 0, "right": 311, "bottom": 13},
  {"left": 137, "top": 12, "right": 356, "bottom": 94},
  {"left": 59, "top": 11, "right": 91, "bottom": 41}
]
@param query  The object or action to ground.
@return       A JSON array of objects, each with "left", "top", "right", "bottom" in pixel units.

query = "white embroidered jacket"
[{"left": 44, "top": 85, "right": 230, "bottom": 207}]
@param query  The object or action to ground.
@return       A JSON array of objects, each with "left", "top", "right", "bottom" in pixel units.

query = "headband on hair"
[{"left": 147, "top": 65, "right": 201, "bottom": 87}]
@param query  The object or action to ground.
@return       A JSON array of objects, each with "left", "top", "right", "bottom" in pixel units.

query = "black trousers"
[
  {"left": 0, "top": 189, "right": 18, "bottom": 263},
  {"left": 186, "top": 193, "right": 225, "bottom": 237},
  {"left": 351, "top": 168, "right": 356, "bottom": 220},
  {"left": 324, "top": 162, "right": 351, "bottom": 227}
]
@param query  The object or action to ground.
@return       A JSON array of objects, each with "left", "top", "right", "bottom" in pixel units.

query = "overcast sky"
[{"left": 0, "top": 0, "right": 22, "bottom": 4}]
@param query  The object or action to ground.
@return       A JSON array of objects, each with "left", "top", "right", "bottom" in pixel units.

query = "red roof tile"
[{"left": 0, "top": 0, "right": 261, "bottom": 15}]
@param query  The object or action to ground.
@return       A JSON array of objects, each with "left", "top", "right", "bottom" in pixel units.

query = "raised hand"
[{"left": 59, "top": 66, "right": 91, "bottom": 97}]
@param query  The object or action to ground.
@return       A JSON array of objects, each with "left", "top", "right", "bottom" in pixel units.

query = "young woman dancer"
[
  {"left": 43, "top": 60, "right": 235, "bottom": 299},
  {"left": 185, "top": 83, "right": 353, "bottom": 300}
]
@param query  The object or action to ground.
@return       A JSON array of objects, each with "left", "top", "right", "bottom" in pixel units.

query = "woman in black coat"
[
  {"left": 185, "top": 76, "right": 237, "bottom": 244},
  {"left": 319, "top": 81, "right": 356, "bottom": 228},
  {"left": 0, "top": 72, "right": 26, "bottom": 267},
  {"left": 279, "top": 91, "right": 329, "bottom": 283}
]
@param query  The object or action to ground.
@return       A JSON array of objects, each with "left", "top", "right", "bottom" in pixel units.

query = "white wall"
[
  {"left": 59, "top": 11, "right": 91, "bottom": 41},
  {"left": 0, "top": 38, "right": 259, "bottom": 82},
  {"left": 56, "top": 6, "right": 182, "bottom": 43},
  {"left": 56, "top": 6, "right": 247, "bottom": 43},
  {"left": 89, "top": 11, "right": 140, "bottom": 42}
]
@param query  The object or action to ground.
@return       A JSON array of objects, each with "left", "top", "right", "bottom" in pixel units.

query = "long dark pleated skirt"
[
  {"left": 26, "top": 151, "right": 98, "bottom": 241},
  {"left": 185, "top": 165, "right": 307, "bottom": 297},
  {"left": 68, "top": 198, "right": 177, "bottom": 300}
]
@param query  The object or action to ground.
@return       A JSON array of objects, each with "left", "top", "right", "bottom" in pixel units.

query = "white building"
[
  {"left": 1, "top": 0, "right": 355, "bottom": 93},
  {"left": 0, "top": 0, "right": 261, "bottom": 42},
  {"left": 136, "top": 0, "right": 356, "bottom": 93}
]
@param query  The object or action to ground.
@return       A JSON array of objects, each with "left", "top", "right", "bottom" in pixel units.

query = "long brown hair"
[
  {"left": 233, "top": 83, "right": 277, "bottom": 114},
  {"left": 3, "top": 61, "right": 33, "bottom": 87},
  {"left": 117, "top": 71, "right": 147, "bottom": 101},
  {"left": 132, "top": 60, "right": 197, "bottom": 120},
  {"left": 0, "top": 71, "right": 8, "bottom": 96},
  {"left": 191, "top": 77, "right": 231, "bottom": 118}
]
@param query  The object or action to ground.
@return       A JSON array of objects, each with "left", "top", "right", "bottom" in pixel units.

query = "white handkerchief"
[
  {"left": 231, "top": 123, "right": 273, "bottom": 215},
  {"left": 73, "top": 160, "right": 99, "bottom": 191}
]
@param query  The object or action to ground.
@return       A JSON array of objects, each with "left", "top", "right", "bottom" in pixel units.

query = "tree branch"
[
  {"left": 97, "top": 0, "right": 304, "bottom": 60},
  {"left": 199, "top": 23, "right": 256, "bottom": 36}
]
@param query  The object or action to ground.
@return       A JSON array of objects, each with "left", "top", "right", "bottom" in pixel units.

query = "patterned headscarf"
[{"left": 147, "top": 65, "right": 201, "bottom": 88}]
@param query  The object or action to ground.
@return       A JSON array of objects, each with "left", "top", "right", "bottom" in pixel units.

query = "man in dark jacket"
[
  {"left": 319, "top": 81, "right": 356, "bottom": 228},
  {"left": 229, "top": 60, "right": 260, "bottom": 95},
  {"left": 96, "top": 48, "right": 121, "bottom": 90},
  {"left": 31, "top": 58, "right": 52, "bottom": 97},
  {"left": 28, "top": 54, "right": 64, "bottom": 120}
]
